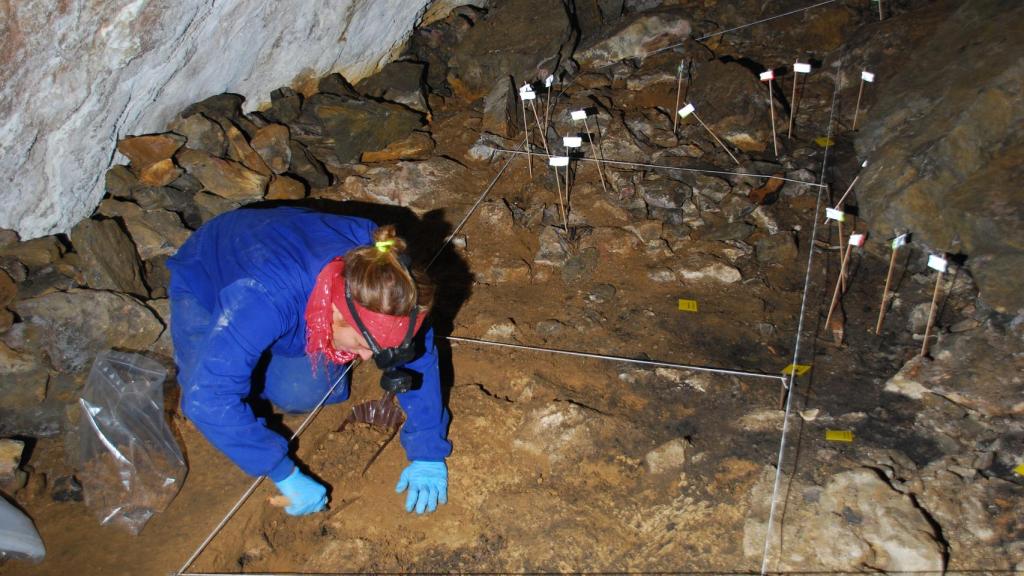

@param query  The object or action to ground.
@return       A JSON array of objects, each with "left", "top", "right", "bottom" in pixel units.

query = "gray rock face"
[
  {"left": 294, "top": 92, "right": 425, "bottom": 166},
  {"left": 11, "top": 289, "right": 163, "bottom": 373},
  {"left": 2, "top": 0, "right": 432, "bottom": 240},
  {"left": 854, "top": 0, "right": 1024, "bottom": 313},
  {"left": 576, "top": 13, "right": 691, "bottom": 70},
  {"left": 341, "top": 158, "right": 466, "bottom": 210},
  {"left": 447, "top": 0, "right": 575, "bottom": 99},
  {"left": 356, "top": 61, "right": 430, "bottom": 115}
]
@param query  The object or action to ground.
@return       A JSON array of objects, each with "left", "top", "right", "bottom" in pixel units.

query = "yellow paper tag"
[
  {"left": 677, "top": 299, "right": 699, "bottom": 312},
  {"left": 814, "top": 136, "right": 834, "bottom": 148},
  {"left": 781, "top": 363, "right": 812, "bottom": 376},
  {"left": 825, "top": 429, "right": 854, "bottom": 443},
  {"left": 1014, "top": 463, "right": 1024, "bottom": 476}
]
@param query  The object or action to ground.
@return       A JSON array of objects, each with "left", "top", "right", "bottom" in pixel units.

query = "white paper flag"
[
  {"left": 825, "top": 208, "right": 846, "bottom": 222},
  {"left": 849, "top": 233, "right": 866, "bottom": 247},
  {"left": 927, "top": 254, "right": 948, "bottom": 272},
  {"left": 570, "top": 109, "right": 588, "bottom": 121},
  {"left": 520, "top": 82, "right": 532, "bottom": 93},
  {"left": 861, "top": 70, "right": 875, "bottom": 82},
  {"left": 544, "top": 75, "right": 555, "bottom": 88},
  {"left": 549, "top": 156, "right": 570, "bottom": 167},
  {"left": 793, "top": 62, "right": 812, "bottom": 74},
  {"left": 861, "top": 160, "right": 869, "bottom": 168},
  {"left": 678, "top": 103, "right": 695, "bottom": 118},
  {"left": 760, "top": 70, "right": 775, "bottom": 81},
  {"left": 520, "top": 90, "right": 537, "bottom": 101},
  {"left": 563, "top": 136, "right": 582, "bottom": 148},
  {"left": 891, "top": 234, "right": 909, "bottom": 249}
]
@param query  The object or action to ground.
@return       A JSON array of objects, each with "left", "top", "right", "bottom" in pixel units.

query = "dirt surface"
[{"left": 2, "top": 2, "right": 1015, "bottom": 574}]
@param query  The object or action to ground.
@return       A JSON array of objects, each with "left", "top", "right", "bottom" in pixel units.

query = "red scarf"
[{"left": 305, "top": 258, "right": 358, "bottom": 366}]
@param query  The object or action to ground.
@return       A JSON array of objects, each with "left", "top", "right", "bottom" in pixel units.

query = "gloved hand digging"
[
  {"left": 273, "top": 467, "right": 328, "bottom": 516},
  {"left": 395, "top": 460, "right": 447, "bottom": 514}
]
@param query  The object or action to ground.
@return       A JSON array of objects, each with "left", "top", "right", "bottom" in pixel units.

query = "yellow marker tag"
[
  {"left": 826, "top": 429, "right": 854, "bottom": 443},
  {"left": 781, "top": 364, "right": 812, "bottom": 376},
  {"left": 677, "top": 299, "right": 699, "bottom": 312},
  {"left": 1014, "top": 463, "right": 1024, "bottom": 476},
  {"left": 814, "top": 136, "right": 834, "bottom": 148}
]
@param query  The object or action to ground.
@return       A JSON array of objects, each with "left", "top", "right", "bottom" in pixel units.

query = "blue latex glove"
[
  {"left": 273, "top": 467, "right": 328, "bottom": 516},
  {"left": 395, "top": 460, "right": 447, "bottom": 515}
]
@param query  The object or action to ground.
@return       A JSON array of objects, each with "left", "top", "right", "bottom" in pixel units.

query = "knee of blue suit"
[{"left": 263, "top": 353, "right": 351, "bottom": 413}]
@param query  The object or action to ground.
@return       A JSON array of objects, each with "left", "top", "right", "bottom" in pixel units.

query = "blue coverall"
[{"left": 167, "top": 207, "right": 452, "bottom": 482}]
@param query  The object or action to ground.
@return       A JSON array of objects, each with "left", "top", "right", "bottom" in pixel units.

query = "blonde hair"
[{"left": 344, "top": 225, "right": 434, "bottom": 315}]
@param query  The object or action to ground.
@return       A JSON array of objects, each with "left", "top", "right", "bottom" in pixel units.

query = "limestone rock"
[
  {"left": 447, "top": 0, "right": 575, "bottom": 99},
  {"left": 288, "top": 141, "right": 331, "bottom": 189},
  {"left": 11, "top": 289, "right": 163, "bottom": 373},
  {"left": 0, "top": 439, "right": 25, "bottom": 482},
  {"left": 250, "top": 124, "right": 292, "bottom": 174},
  {"left": 223, "top": 122, "right": 272, "bottom": 176},
  {"left": 576, "top": 13, "right": 691, "bottom": 69},
  {"left": 855, "top": 0, "right": 1024, "bottom": 312},
  {"left": 69, "top": 219, "right": 147, "bottom": 296},
  {"left": 138, "top": 158, "right": 183, "bottom": 188},
  {"left": 361, "top": 132, "right": 435, "bottom": 163},
  {"left": 513, "top": 403, "right": 596, "bottom": 463},
  {"left": 194, "top": 192, "right": 241, "bottom": 224},
  {"left": 176, "top": 148, "right": 268, "bottom": 201},
  {"left": 265, "top": 175, "right": 307, "bottom": 201},
  {"left": 98, "top": 200, "right": 190, "bottom": 260},
  {"left": 643, "top": 438, "right": 689, "bottom": 475},
  {"left": 756, "top": 232, "right": 798, "bottom": 265},
  {"left": 883, "top": 327, "right": 1024, "bottom": 418},
  {"left": 675, "top": 255, "right": 742, "bottom": 284},
  {"left": 262, "top": 88, "right": 304, "bottom": 126},
  {"left": 744, "top": 467, "right": 945, "bottom": 572},
  {"left": 0, "top": 269, "right": 15, "bottom": 307},
  {"left": 0, "top": 237, "right": 63, "bottom": 271},
  {"left": 296, "top": 92, "right": 425, "bottom": 164},
  {"left": 343, "top": 158, "right": 465, "bottom": 210},
  {"left": 356, "top": 60, "right": 430, "bottom": 115},
  {"left": 0, "top": 340, "right": 48, "bottom": 409},
  {"left": 534, "top": 226, "right": 570, "bottom": 266},
  {"left": 170, "top": 114, "right": 228, "bottom": 157},
  {"left": 481, "top": 76, "right": 519, "bottom": 138},
  {"left": 117, "top": 133, "right": 185, "bottom": 169},
  {"left": 689, "top": 60, "right": 774, "bottom": 154}
]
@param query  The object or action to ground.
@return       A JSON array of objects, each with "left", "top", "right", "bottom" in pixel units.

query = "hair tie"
[{"left": 375, "top": 239, "right": 395, "bottom": 253}]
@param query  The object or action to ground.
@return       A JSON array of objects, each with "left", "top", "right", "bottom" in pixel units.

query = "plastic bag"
[
  {"left": 0, "top": 497, "right": 45, "bottom": 562},
  {"left": 70, "top": 351, "right": 187, "bottom": 535}
]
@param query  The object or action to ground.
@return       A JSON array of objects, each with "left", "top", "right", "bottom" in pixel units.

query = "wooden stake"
[
  {"left": 875, "top": 244, "right": 900, "bottom": 335},
  {"left": 543, "top": 76, "right": 554, "bottom": 132},
  {"left": 673, "top": 64, "right": 683, "bottom": 132},
  {"left": 522, "top": 100, "right": 533, "bottom": 179},
  {"left": 582, "top": 116, "right": 609, "bottom": 196},
  {"left": 920, "top": 269, "right": 943, "bottom": 357},
  {"left": 824, "top": 240, "right": 854, "bottom": 332},
  {"left": 852, "top": 78, "right": 866, "bottom": 130},
  {"left": 878, "top": 0, "right": 884, "bottom": 21},
  {"left": 692, "top": 110, "right": 742, "bottom": 166},
  {"left": 529, "top": 101, "right": 550, "bottom": 156},
  {"left": 788, "top": 72, "right": 799, "bottom": 139},
  {"left": 837, "top": 219, "right": 848, "bottom": 292},
  {"left": 767, "top": 82, "right": 779, "bottom": 157}
]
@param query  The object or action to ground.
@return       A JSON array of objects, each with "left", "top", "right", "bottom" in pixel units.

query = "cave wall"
[
  {"left": 854, "top": 0, "right": 1024, "bottom": 313},
  {"left": 0, "top": 0, "right": 433, "bottom": 240}
]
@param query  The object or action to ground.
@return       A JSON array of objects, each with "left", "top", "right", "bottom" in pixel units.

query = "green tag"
[
  {"left": 1014, "top": 463, "right": 1024, "bottom": 476},
  {"left": 826, "top": 429, "right": 854, "bottom": 442},
  {"left": 782, "top": 364, "right": 812, "bottom": 376},
  {"left": 814, "top": 136, "right": 834, "bottom": 148},
  {"left": 677, "top": 299, "right": 699, "bottom": 312}
]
